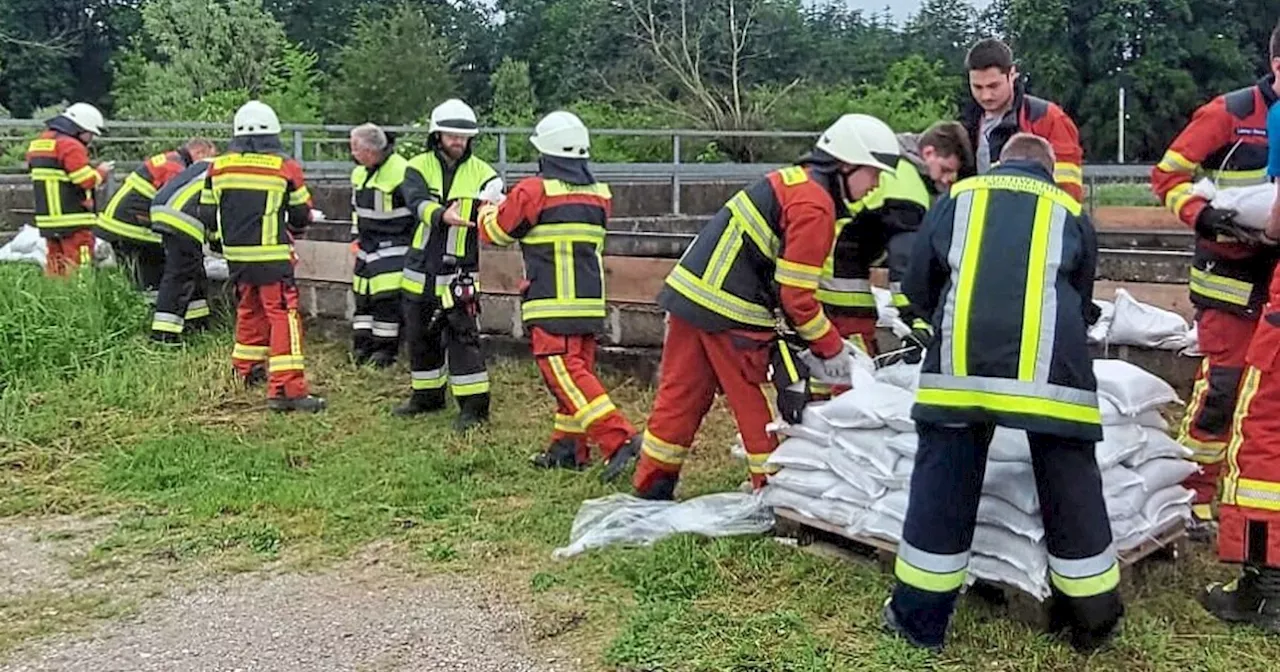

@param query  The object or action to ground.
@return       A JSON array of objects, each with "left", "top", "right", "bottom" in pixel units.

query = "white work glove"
[
  {"left": 798, "top": 340, "right": 859, "bottom": 386},
  {"left": 310, "top": 208, "right": 327, "bottom": 222}
]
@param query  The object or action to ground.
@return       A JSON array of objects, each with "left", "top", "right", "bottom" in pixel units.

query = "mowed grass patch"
[{"left": 1, "top": 301, "right": 1279, "bottom": 669}]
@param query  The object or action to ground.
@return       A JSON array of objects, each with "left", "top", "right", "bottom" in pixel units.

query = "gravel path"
[{"left": 0, "top": 520, "right": 576, "bottom": 672}]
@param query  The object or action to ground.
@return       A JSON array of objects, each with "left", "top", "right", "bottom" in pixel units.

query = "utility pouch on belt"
[{"left": 770, "top": 339, "right": 811, "bottom": 424}]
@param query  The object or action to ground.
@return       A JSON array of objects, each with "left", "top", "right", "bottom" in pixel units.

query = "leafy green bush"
[{"left": 0, "top": 265, "right": 150, "bottom": 391}]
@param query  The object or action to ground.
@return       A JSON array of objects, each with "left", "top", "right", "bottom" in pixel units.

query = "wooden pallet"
[{"left": 773, "top": 507, "right": 1187, "bottom": 630}]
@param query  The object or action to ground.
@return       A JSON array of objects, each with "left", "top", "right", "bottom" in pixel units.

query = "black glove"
[
  {"left": 901, "top": 321, "right": 934, "bottom": 365},
  {"left": 1195, "top": 207, "right": 1269, "bottom": 245},
  {"left": 770, "top": 340, "right": 811, "bottom": 424},
  {"left": 207, "top": 237, "right": 223, "bottom": 254}
]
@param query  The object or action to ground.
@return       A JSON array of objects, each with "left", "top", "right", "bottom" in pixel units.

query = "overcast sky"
[{"left": 847, "top": 0, "right": 994, "bottom": 23}]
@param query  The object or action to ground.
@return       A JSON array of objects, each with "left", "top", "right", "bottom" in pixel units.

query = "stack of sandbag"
[
  {"left": 764, "top": 357, "right": 1194, "bottom": 600},
  {"left": 0, "top": 224, "right": 115, "bottom": 267}
]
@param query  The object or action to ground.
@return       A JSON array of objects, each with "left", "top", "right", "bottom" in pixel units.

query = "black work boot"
[
  {"left": 1189, "top": 504, "right": 1218, "bottom": 544},
  {"left": 267, "top": 395, "right": 328, "bottom": 413},
  {"left": 531, "top": 438, "right": 586, "bottom": 471},
  {"left": 392, "top": 390, "right": 446, "bottom": 417},
  {"left": 241, "top": 364, "right": 268, "bottom": 388},
  {"left": 1201, "top": 566, "right": 1280, "bottom": 634},
  {"left": 453, "top": 393, "right": 490, "bottom": 432},
  {"left": 150, "top": 331, "right": 181, "bottom": 345},
  {"left": 366, "top": 350, "right": 396, "bottom": 369},
  {"left": 601, "top": 434, "right": 641, "bottom": 483},
  {"left": 1047, "top": 586, "right": 1124, "bottom": 653},
  {"left": 636, "top": 473, "right": 679, "bottom": 501},
  {"left": 881, "top": 597, "right": 943, "bottom": 654}
]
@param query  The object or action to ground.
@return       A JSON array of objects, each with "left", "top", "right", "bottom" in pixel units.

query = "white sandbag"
[
  {"left": 815, "top": 382, "right": 914, "bottom": 430},
  {"left": 833, "top": 427, "right": 900, "bottom": 476},
  {"left": 856, "top": 511, "right": 904, "bottom": 542},
  {"left": 1105, "top": 479, "right": 1147, "bottom": 521},
  {"left": 551, "top": 492, "right": 775, "bottom": 558},
  {"left": 983, "top": 461, "right": 1039, "bottom": 514},
  {"left": 0, "top": 224, "right": 44, "bottom": 265},
  {"left": 1107, "top": 289, "right": 1190, "bottom": 350},
  {"left": 1094, "top": 359, "right": 1181, "bottom": 415},
  {"left": 1194, "top": 179, "right": 1275, "bottom": 229},
  {"left": 765, "top": 437, "right": 829, "bottom": 471},
  {"left": 874, "top": 286, "right": 899, "bottom": 328},
  {"left": 1181, "top": 324, "right": 1202, "bottom": 358},
  {"left": 973, "top": 524, "right": 1047, "bottom": 578},
  {"left": 872, "top": 489, "right": 911, "bottom": 521},
  {"left": 1135, "top": 458, "right": 1200, "bottom": 492},
  {"left": 1136, "top": 409, "right": 1170, "bottom": 432},
  {"left": 204, "top": 255, "right": 229, "bottom": 281},
  {"left": 768, "top": 468, "right": 843, "bottom": 499},
  {"left": 1123, "top": 430, "right": 1193, "bottom": 466},
  {"left": 772, "top": 421, "right": 833, "bottom": 447},
  {"left": 826, "top": 450, "right": 892, "bottom": 499},
  {"left": 799, "top": 404, "right": 840, "bottom": 434},
  {"left": 977, "top": 495, "right": 1045, "bottom": 542},
  {"left": 988, "top": 427, "right": 1032, "bottom": 463},
  {"left": 1097, "top": 425, "right": 1147, "bottom": 470},
  {"left": 1098, "top": 398, "right": 1166, "bottom": 428},
  {"left": 1102, "top": 465, "right": 1145, "bottom": 495},
  {"left": 969, "top": 554, "right": 1051, "bottom": 600},
  {"left": 1142, "top": 485, "right": 1195, "bottom": 523},
  {"left": 764, "top": 486, "right": 866, "bottom": 528},
  {"left": 875, "top": 362, "right": 921, "bottom": 392},
  {"left": 1088, "top": 300, "right": 1115, "bottom": 345},
  {"left": 1111, "top": 514, "right": 1151, "bottom": 545},
  {"left": 887, "top": 432, "right": 918, "bottom": 458},
  {"left": 823, "top": 481, "right": 879, "bottom": 507}
]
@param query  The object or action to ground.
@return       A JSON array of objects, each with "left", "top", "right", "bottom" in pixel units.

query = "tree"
[
  {"left": 487, "top": 58, "right": 537, "bottom": 128},
  {"left": 323, "top": 3, "right": 457, "bottom": 125},
  {"left": 904, "top": 0, "right": 980, "bottom": 70}
]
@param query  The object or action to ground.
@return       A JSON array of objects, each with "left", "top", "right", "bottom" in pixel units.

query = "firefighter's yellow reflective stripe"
[
  {"left": 641, "top": 430, "right": 689, "bottom": 466},
  {"left": 1221, "top": 366, "right": 1262, "bottom": 505},
  {"left": 215, "top": 154, "right": 284, "bottom": 170},
  {"left": 233, "top": 343, "right": 270, "bottom": 361},
  {"left": 79, "top": 244, "right": 93, "bottom": 265},
  {"left": 200, "top": 187, "right": 217, "bottom": 206},
  {"left": 364, "top": 271, "right": 403, "bottom": 295},
  {"left": 450, "top": 371, "right": 491, "bottom": 397},
  {"left": 543, "top": 180, "right": 611, "bottom": 198},
  {"left": 576, "top": 394, "right": 617, "bottom": 428},
  {"left": 1050, "top": 560, "right": 1119, "bottom": 598},
  {"left": 1190, "top": 267, "right": 1252, "bottom": 306},
  {"left": 747, "top": 448, "right": 778, "bottom": 475},
  {"left": 795, "top": 312, "right": 834, "bottom": 343},
  {"left": 1216, "top": 169, "right": 1268, "bottom": 188},
  {"left": 67, "top": 165, "right": 99, "bottom": 186},
  {"left": 851, "top": 157, "right": 931, "bottom": 212},
  {"left": 445, "top": 225, "right": 468, "bottom": 258},
  {"left": 401, "top": 268, "right": 427, "bottom": 295},
  {"left": 152, "top": 208, "right": 206, "bottom": 243},
  {"left": 1234, "top": 478, "right": 1280, "bottom": 511},
  {"left": 778, "top": 166, "right": 808, "bottom": 186},
  {"left": 1157, "top": 150, "right": 1198, "bottom": 173},
  {"left": 555, "top": 242, "right": 574, "bottom": 301},
  {"left": 36, "top": 213, "right": 98, "bottom": 228},
  {"left": 759, "top": 383, "right": 780, "bottom": 432},
  {"left": 288, "top": 310, "right": 304, "bottom": 356},
  {"left": 410, "top": 221, "right": 429, "bottom": 250},
  {"left": 778, "top": 345, "right": 800, "bottom": 383},
  {"left": 1018, "top": 197, "right": 1054, "bottom": 381},
  {"left": 775, "top": 258, "right": 822, "bottom": 290},
  {"left": 124, "top": 172, "right": 159, "bottom": 199},
  {"left": 522, "top": 299, "right": 606, "bottom": 322},
  {"left": 919, "top": 373, "right": 1101, "bottom": 423},
  {"left": 548, "top": 356, "right": 589, "bottom": 408},
  {"left": 269, "top": 355, "right": 306, "bottom": 373},
  {"left": 184, "top": 300, "right": 210, "bottom": 320},
  {"left": 953, "top": 174, "right": 1081, "bottom": 216},
  {"left": 262, "top": 190, "right": 283, "bottom": 247},
  {"left": 704, "top": 223, "right": 744, "bottom": 289},
  {"left": 951, "top": 188, "right": 989, "bottom": 376},
  {"left": 727, "top": 191, "right": 780, "bottom": 256},
  {"left": 417, "top": 200, "right": 443, "bottom": 226},
  {"left": 97, "top": 214, "right": 163, "bottom": 244},
  {"left": 30, "top": 167, "right": 73, "bottom": 182},
  {"left": 411, "top": 367, "right": 447, "bottom": 390},
  {"left": 222, "top": 244, "right": 292, "bottom": 262},
  {"left": 817, "top": 287, "right": 877, "bottom": 307},
  {"left": 665, "top": 266, "right": 775, "bottom": 328},
  {"left": 1164, "top": 182, "right": 1195, "bottom": 216},
  {"left": 151, "top": 312, "right": 185, "bottom": 334},
  {"left": 479, "top": 205, "right": 514, "bottom": 246},
  {"left": 554, "top": 413, "right": 583, "bottom": 434},
  {"left": 28, "top": 139, "right": 56, "bottom": 152},
  {"left": 1053, "top": 162, "right": 1084, "bottom": 186},
  {"left": 212, "top": 174, "right": 287, "bottom": 193},
  {"left": 520, "top": 223, "right": 606, "bottom": 245},
  {"left": 1178, "top": 359, "right": 1227, "bottom": 461},
  {"left": 894, "top": 544, "right": 968, "bottom": 594}
]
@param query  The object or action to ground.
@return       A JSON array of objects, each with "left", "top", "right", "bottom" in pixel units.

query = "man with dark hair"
[
  {"left": 961, "top": 38, "right": 1084, "bottom": 202},
  {"left": 1195, "top": 19, "right": 1280, "bottom": 635},
  {"left": 885, "top": 131, "right": 1120, "bottom": 654},
  {"left": 1151, "top": 21, "right": 1280, "bottom": 538}
]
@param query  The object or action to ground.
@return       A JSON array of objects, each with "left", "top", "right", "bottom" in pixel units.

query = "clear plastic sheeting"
[{"left": 552, "top": 492, "right": 775, "bottom": 559}]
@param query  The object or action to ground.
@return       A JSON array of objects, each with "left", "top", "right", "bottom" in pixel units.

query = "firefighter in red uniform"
[
  {"left": 632, "top": 114, "right": 902, "bottom": 500},
  {"left": 960, "top": 39, "right": 1084, "bottom": 202},
  {"left": 24, "top": 103, "right": 115, "bottom": 277},
  {"left": 1151, "top": 32, "right": 1280, "bottom": 534},
  {"left": 98, "top": 139, "right": 218, "bottom": 294},
  {"left": 203, "top": 101, "right": 325, "bottom": 413},
  {"left": 1197, "top": 24, "right": 1280, "bottom": 633},
  {"left": 477, "top": 111, "right": 642, "bottom": 480}
]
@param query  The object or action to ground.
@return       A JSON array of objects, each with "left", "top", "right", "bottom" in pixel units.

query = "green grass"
[
  {"left": 2, "top": 268, "right": 1280, "bottom": 670},
  {"left": 1089, "top": 183, "right": 1161, "bottom": 207}
]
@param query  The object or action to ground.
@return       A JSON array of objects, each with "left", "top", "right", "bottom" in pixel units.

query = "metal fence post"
[
  {"left": 671, "top": 134, "right": 682, "bottom": 215},
  {"left": 292, "top": 129, "right": 304, "bottom": 161},
  {"left": 498, "top": 132, "right": 508, "bottom": 185}
]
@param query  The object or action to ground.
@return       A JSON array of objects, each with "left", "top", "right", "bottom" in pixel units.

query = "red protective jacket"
[
  {"left": 98, "top": 149, "right": 193, "bottom": 245},
  {"left": 26, "top": 126, "right": 109, "bottom": 236},
  {"left": 961, "top": 85, "right": 1085, "bottom": 202}
]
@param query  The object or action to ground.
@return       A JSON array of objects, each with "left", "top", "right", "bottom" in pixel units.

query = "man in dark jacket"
[{"left": 884, "top": 134, "right": 1122, "bottom": 653}]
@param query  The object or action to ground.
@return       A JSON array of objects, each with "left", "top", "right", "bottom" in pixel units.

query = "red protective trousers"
[
  {"left": 44, "top": 229, "right": 94, "bottom": 278},
  {"left": 1179, "top": 309, "right": 1257, "bottom": 513},
  {"left": 531, "top": 327, "right": 635, "bottom": 463},
  {"left": 232, "top": 280, "right": 310, "bottom": 400},
  {"left": 634, "top": 314, "right": 779, "bottom": 496}
]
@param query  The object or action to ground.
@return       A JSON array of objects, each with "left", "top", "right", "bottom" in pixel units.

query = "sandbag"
[
  {"left": 875, "top": 362, "right": 921, "bottom": 392},
  {"left": 1135, "top": 458, "right": 1200, "bottom": 493},
  {"left": 983, "top": 461, "right": 1039, "bottom": 514},
  {"left": 773, "top": 421, "right": 833, "bottom": 447},
  {"left": 1102, "top": 465, "right": 1145, "bottom": 495},
  {"left": 977, "top": 495, "right": 1045, "bottom": 542},
  {"left": 856, "top": 511, "right": 904, "bottom": 542},
  {"left": 1094, "top": 359, "right": 1181, "bottom": 416},
  {"left": 1142, "top": 484, "right": 1195, "bottom": 523},
  {"left": 973, "top": 524, "right": 1047, "bottom": 578},
  {"left": 1105, "top": 479, "right": 1147, "bottom": 521},
  {"left": 823, "top": 481, "right": 879, "bottom": 507},
  {"left": 1193, "top": 179, "right": 1274, "bottom": 229},
  {"left": 1111, "top": 515, "right": 1151, "bottom": 546},
  {"left": 768, "top": 468, "right": 843, "bottom": 499},
  {"left": 1123, "top": 430, "right": 1193, "bottom": 466},
  {"left": 1107, "top": 289, "right": 1190, "bottom": 350},
  {"left": 833, "top": 428, "right": 900, "bottom": 476},
  {"left": 1098, "top": 398, "right": 1166, "bottom": 429},
  {"left": 766, "top": 437, "right": 829, "bottom": 471},
  {"left": 1089, "top": 300, "right": 1115, "bottom": 345},
  {"left": 988, "top": 427, "right": 1032, "bottom": 463},
  {"left": 1098, "top": 424, "right": 1147, "bottom": 470},
  {"left": 887, "top": 432, "right": 918, "bottom": 458},
  {"left": 816, "top": 382, "right": 914, "bottom": 431},
  {"left": 826, "top": 449, "right": 893, "bottom": 498},
  {"left": 872, "top": 489, "right": 911, "bottom": 522},
  {"left": 969, "top": 554, "right": 1051, "bottom": 600},
  {"left": 764, "top": 486, "right": 866, "bottom": 528}
]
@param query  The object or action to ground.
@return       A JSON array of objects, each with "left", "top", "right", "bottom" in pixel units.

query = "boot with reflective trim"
[
  {"left": 531, "top": 438, "right": 586, "bottom": 471},
  {"left": 601, "top": 434, "right": 641, "bottom": 483},
  {"left": 1201, "top": 566, "right": 1280, "bottom": 634},
  {"left": 393, "top": 389, "right": 446, "bottom": 417},
  {"left": 636, "top": 473, "right": 678, "bottom": 501},
  {"left": 267, "top": 395, "right": 328, "bottom": 413},
  {"left": 453, "top": 393, "right": 490, "bottom": 432}
]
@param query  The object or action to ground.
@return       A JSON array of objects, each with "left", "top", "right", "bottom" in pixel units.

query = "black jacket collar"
[{"left": 538, "top": 156, "right": 595, "bottom": 185}]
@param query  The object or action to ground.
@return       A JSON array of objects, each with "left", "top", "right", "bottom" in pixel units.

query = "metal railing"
[{"left": 0, "top": 119, "right": 1160, "bottom": 214}]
